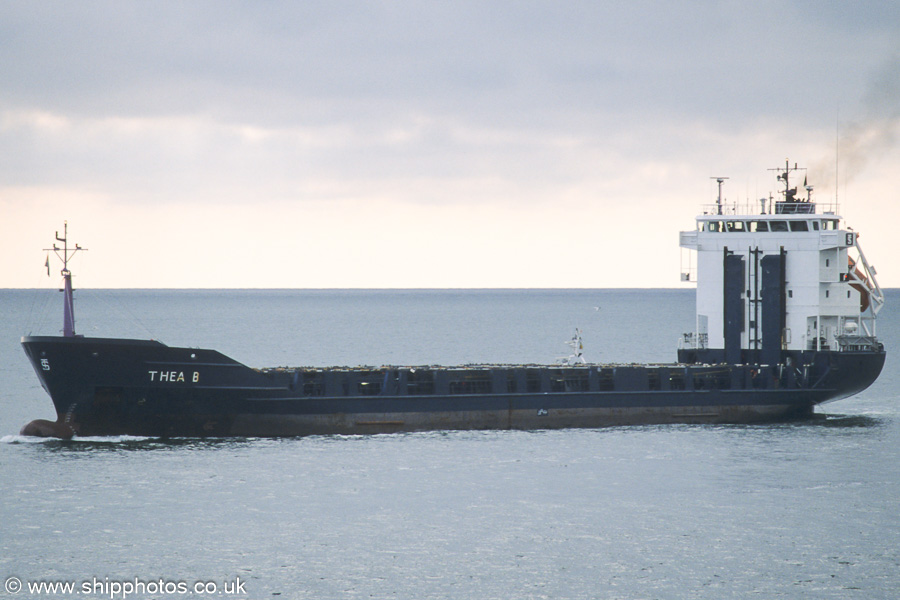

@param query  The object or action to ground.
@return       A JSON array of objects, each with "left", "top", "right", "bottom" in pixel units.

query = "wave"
[{"left": 1, "top": 434, "right": 156, "bottom": 444}]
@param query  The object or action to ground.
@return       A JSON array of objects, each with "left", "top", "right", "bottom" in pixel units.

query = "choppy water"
[{"left": 2, "top": 289, "right": 899, "bottom": 599}]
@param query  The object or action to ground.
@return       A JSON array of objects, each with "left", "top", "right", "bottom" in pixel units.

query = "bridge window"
[
  {"left": 770, "top": 221, "right": 788, "bottom": 232},
  {"left": 789, "top": 221, "right": 809, "bottom": 232},
  {"left": 749, "top": 221, "right": 768, "bottom": 232}
]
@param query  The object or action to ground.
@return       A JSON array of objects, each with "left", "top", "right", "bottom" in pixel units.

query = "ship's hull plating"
[{"left": 21, "top": 335, "right": 885, "bottom": 438}]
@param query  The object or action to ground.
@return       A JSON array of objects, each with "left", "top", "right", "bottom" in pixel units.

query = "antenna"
[
  {"left": 835, "top": 113, "right": 840, "bottom": 208},
  {"left": 768, "top": 159, "right": 806, "bottom": 204},
  {"left": 711, "top": 177, "right": 729, "bottom": 215}
]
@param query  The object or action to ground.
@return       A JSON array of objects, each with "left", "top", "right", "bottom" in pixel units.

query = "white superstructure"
[{"left": 679, "top": 160, "right": 882, "bottom": 363}]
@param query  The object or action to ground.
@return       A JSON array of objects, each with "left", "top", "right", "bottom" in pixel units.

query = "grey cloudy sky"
[{"left": 2, "top": 1, "right": 899, "bottom": 288}]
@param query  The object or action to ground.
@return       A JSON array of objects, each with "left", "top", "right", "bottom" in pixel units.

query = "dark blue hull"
[{"left": 20, "top": 335, "right": 885, "bottom": 437}]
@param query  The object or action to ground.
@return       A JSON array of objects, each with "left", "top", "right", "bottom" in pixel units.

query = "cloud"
[
  {"left": 1, "top": 1, "right": 899, "bottom": 287},
  {"left": 3, "top": 2, "right": 896, "bottom": 126}
]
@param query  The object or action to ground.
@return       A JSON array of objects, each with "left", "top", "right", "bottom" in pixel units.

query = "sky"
[{"left": 1, "top": 1, "right": 899, "bottom": 289}]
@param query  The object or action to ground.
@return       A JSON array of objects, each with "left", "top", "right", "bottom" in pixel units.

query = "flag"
[{"left": 45, "top": 254, "right": 50, "bottom": 276}]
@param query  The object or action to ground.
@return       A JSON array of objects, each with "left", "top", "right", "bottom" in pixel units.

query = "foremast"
[{"left": 45, "top": 222, "right": 86, "bottom": 338}]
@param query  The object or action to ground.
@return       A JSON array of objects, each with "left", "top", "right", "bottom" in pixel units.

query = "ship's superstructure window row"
[{"left": 700, "top": 219, "right": 839, "bottom": 232}]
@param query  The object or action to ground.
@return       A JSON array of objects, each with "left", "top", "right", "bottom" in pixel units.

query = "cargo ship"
[{"left": 20, "top": 161, "right": 885, "bottom": 438}]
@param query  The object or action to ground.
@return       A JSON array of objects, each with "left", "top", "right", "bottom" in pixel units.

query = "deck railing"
[{"left": 699, "top": 200, "right": 840, "bottom": 217}]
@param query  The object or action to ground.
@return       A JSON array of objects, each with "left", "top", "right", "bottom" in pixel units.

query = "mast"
[
  {"left": 769, "top": 159, "right": 806, "bottom": 203},
  {"left": 45, "top": 222, "right": 86, "bottom": 337},
  {"left": 711, "top": 177, "right": 729, "bottom": 215}
]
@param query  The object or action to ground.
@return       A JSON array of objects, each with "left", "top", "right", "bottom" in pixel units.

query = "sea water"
[{"left": 2, "top": 289, "right": 899, "bottom": 599}]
